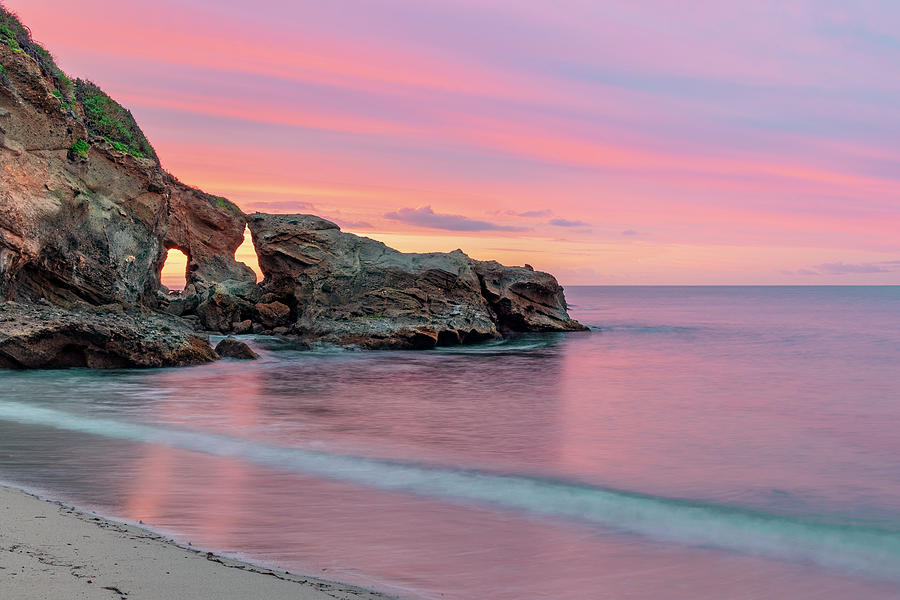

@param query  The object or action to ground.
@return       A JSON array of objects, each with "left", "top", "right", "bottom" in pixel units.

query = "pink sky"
[{"left": 8, "top": 0, "right": 900, "bottom": 284}]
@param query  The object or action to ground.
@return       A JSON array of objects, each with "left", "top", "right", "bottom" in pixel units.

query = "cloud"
[
  {"left": 332, "top": 219, "right": 374, "bottom": 230},
  {"left": 384, "top": 206, "right": 528, "bottom": 232},
  {"left": 516, "top": 209, "right": 553, "bottom": 218},
  {"left": 247, "top": 201, "right": 315, "bottom": 213},
  {"left": 549, "top": 218, "right": 590, "bottom": 227},
  {"left": 800, "top": 260, "right": 900, "bottom": 275},
  {"left": 621, "top": 229, "right": 638, "bottom": 236}
]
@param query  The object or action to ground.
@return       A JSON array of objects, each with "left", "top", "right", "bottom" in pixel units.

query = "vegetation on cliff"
[
  {"left": 74, "top": 79, "right": 157, "bottom": 160},
  {"left": 0, "top": 5, "right": 73, "bottom": 102},
  {"left": 0, "top": 3, "right": 157, "bottom": 161}
]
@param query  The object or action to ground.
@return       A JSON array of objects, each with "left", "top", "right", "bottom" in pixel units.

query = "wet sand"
[{"left": 0, "top": 484, "right": 394, "bottom": 600}]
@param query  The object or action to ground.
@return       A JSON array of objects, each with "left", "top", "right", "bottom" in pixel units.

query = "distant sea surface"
[{"left": 2, "top": 286, "right": 900, "bottom": 599}]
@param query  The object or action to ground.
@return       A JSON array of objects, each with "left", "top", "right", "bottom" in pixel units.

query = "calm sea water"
[{"left": 1, "top": 286, "right": 899, "bottom": 599}]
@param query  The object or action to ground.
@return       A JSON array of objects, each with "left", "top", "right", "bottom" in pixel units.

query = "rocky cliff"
[{"left": 0, "top": 7, "right": 584, "bottom": 368}]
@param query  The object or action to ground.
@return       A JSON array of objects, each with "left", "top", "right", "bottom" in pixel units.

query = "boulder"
[
  {"left": 214, "top": 337, "right": 259, "bottom": 360},
  {"left": 255, "top": 301, "right": 290, "bottom": 328},
  {"left": 195, "top": 284, "right": 253, "bottom": 332},
  {"left": 0, "top": 301, "right": 217, "bottom": 369},
  {"left": 232, "top": 319, "right": 253, "bottom": 334}
]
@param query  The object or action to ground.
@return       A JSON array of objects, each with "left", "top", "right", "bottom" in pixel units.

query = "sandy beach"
[{"left": 0, "top": 484, "right": 393, "bottom": 600}]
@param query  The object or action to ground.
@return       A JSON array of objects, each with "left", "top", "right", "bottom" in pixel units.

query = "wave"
[{"left": 0, "top": 400, "right": 898, "bottom": 580}]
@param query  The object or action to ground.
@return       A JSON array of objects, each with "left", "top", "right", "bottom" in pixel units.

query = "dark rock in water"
[
  {"left": 247, "top": 213, "right": 585, "bottom": 348},
  {"left": 0, "top": 302, "right": 217, "bottom": 369},
  {"left": 214, "top": 337, "right": 259, "bottom": 360}
]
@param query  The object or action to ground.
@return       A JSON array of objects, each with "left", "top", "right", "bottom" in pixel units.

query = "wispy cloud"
[
  {"left": 332, "top": 218, "right": 374, "bottom": 230},
  {"left": 621, "top": 229, "right": 638, "bottom": 236},
  {"left": 384, "top": 206, "right": 528, "bottom": 232},
  {"left": 801, "top": 260, "right": 900, "bottom": 275},
  {"left": 246, "top": 200, "right": 315, "bottom": 213},
  {"left": 549, "top": 218, "right": 590, "bottom": 227},
  {"left": 516, "top": 209, "right": 553, "bottom": 217}
]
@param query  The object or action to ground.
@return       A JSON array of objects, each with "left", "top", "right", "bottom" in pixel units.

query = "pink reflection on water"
[
  {"left": 125, "top": 364, "right": 264, "bottom": 549},
  {"left": 113, "top": 359, "right": 900, "bottom": 599},
  {"left": 118, "top": 447, "right": 900, "bottom": 600}
]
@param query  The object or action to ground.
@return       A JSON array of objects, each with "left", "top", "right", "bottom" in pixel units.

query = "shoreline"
[{"left": 0, "top": 483, "right": 396, "bottom": 600}]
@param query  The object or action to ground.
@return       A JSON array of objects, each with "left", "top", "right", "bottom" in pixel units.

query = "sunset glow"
[{"left": 10, "top": 0, "right": 899, "bottom": 284}]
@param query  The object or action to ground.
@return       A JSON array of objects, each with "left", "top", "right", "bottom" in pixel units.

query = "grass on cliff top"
[
  {"left": 204, "top": 192, "right": 242, "bottom": 214},
  {"left": 75, "top": 80, "right": 157, "bottom": 160},
  {"left": 0, "top": 5, "right": 73, "bottom": 100},
  {"left": 1, "top": 4, "right": 158, "bottom": 162}
]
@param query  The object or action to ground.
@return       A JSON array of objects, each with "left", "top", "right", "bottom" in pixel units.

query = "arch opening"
[
  {"left": 235, "top": 225, "right": 261, "bottom": 283},
  {"left": 160, "top": 248, "right": 189, "bottom": 292}
]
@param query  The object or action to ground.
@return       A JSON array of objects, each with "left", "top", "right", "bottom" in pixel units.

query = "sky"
[{"left": 7, "top": 0, "right": 900, "bottom": 284}]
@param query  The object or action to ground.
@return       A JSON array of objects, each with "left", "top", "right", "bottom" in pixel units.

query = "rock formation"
[
  {"left": 0, "top": 301, "right": 216, "bottom": 369},
  {"left": 0, "top": 8, "right": 584, "bottom": 368},
  {"left": 245, "top": 213, "right": 584, "bottom": 348}
]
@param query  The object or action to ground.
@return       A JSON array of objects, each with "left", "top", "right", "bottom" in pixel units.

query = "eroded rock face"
[
  {"left": 471, "top": 260, "right": 586, "bottom": 333},
  {"left": 247, "top": 213, "right": 583, "bottom": 348},
  {"left": 0, "top": 44, "right": 253, "bottom": 308},
  {"left": 163, "top": 183, "right": 254, "bottom": 289},
  {"left": 0, "top": 301, "right": 217, "bottom": 369},
  {"left": 0, "top": 46, "right": 168, "bottom": 306}
]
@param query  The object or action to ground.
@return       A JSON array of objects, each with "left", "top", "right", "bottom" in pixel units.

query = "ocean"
[{"left": 1, "top": 286, "right": 899, "bottom": 599}]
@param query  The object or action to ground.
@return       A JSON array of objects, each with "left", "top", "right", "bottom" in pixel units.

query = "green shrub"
[
  {"left": 198, "top": 192, "right": 241, "bottom": 213},
  {"left": 75, "top": 80, "right": 157, "bottom": 161},
  {"left": 68, "top": 138, "right": 90, "bottom": 159}
]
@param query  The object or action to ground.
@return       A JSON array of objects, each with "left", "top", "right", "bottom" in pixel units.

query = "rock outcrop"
[
  {"left": 0, "top": 8, "right": 584, "bottom": 368},
  {"left": 470, "top": 259, "right": 584, "bottom": 333},
  {"left": 0, "top": 40, "right": 252, "bottom": 307},
  {"left": 0, "top": 301, "right": 216, "bottom": 369},
  {"left": 163, "top": 183, "right": 256, "bottom": 289},
  {"left": 246, "top": 213, "right": 585, "bottom": 349},
  {"left": 0, "top": 43, "right": 167, "bottom": 306}
]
